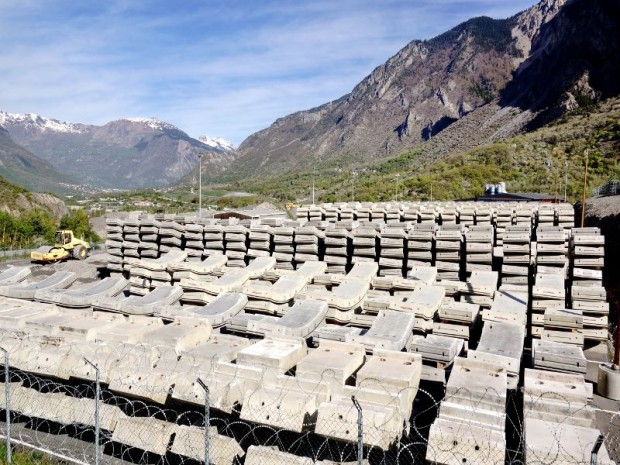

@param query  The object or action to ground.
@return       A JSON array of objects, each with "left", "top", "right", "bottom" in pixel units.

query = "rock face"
[
  {"left": 0, "top": 126, "right": 75, "bottom": 195},
  {"left": 0, "top": 114, "right": 239, "bottom": 190},
  {"left": 225, "top": 0, "right": 620, "bottom": 180}
]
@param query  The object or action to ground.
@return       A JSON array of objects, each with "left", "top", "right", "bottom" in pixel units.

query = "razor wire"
[{"left": 0, "top": 329, "right": 618, "bottom": 464}]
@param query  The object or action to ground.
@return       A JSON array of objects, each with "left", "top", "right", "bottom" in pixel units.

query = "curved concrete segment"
[
  {"left": 247, "top": 299, "right": 328, "bottom": 338},
  {"left": 349, "top": 310, "right": 415, "bottom": 352},
  {"left": 0, "top": 271, "right": 78, "bottom": 299},
  {"left": 0, "top": 266, "right": 31, "bottom": 285},
  {"left": 161, "top": 292, "right": 247, "bottom": 327},
  {"left": 34, "top": 277, "right": 130, "bottom": 307},
  {"left": 94, "top": 285, "right": 183, "bottom": 315}
]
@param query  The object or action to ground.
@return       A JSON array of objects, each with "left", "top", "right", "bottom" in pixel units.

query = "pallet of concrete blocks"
[
  {"left": 120, "top": 217, "right": 140, "bottom": 259},
  {"left": 531, "top": 272, "right": 566, "bottom": 338},
  {"left": 435, "top": 299, "right": 481, "bottom": 344},
  {"left": 296, "top": 205, "right": 310, "bottom": 221},
  {"left": 294, "top": 225, "right": 324, "bottom": 265},
  {"left": 556, "top": 202, "right": 575, "bottom": 229},
  {"left": 531, "top": 339, "right": 588, "bottom": 375},
  {"left": 247, "top": 224, "right": 273, "bottom": 259},
  {"left": 468, "top": 321, "right": 525, "bottom": 389},
  {"left": 322, "top": 204, "right": 339, "bottom": 222},
  {"left": 105, "top": 219, "right": 125, "bottom": 272},
  {"left": 370, "top": 203, "right": 387, "bottom": 222},
  {"left": 339, "top": 203, "right": 356, "bottom": 221},
  {"left": 419, "top": 204, "right": 437, "bottom": 223},
  {"left": 408, "top": 222, "right": 436, "bottom": 268},
  {"left": 181, "top": 222, "right": 204, "bottom": 261},
  {"left": 203, "top": 222, "right": 225, "bottom": 257},
  {"left": 243, "top": 273, "right": 309, "bottom": 314},
  {"left": 465, "top": 225, "right": 494, "bottom": 273},
  {"left": 409, "top": 334, "right": 464, "bottom": 383},
  {"left": 438, "top": 204, "right": 457, "bottom": 224},
  {"left": 515, "top": 204, "right": 535, "bottom": 226},
  {"left": 494, "top": 205, "right": 514, "bottom": 246},
  {"left": 426, "top": 357, "right": 508, "bottom": 465},
  {"left": 308, "top": 204, "right": 324, "bottom": 221},
  {"left": 396, "top": 284, "right": 445, "bottom": 334},
  {"left": 402, "top": 204, "right": 420, "bottom": 222},
  {"left": 524, "top": 417, "right": 614, "bottom": 464},
  {"left": 386, "top": 203, "right": 402, "bottom": 223},
  {"left": 271, "top": 225, "right": 294, "bottom": 270},
  {"left": 307, "top": 277, "right": 370, "bottom": 324},
  {"left": 459, "top": 204, "right": 476, "bottom": 226},
  {"left": 223, "top": 223, "right": 248, "bottom": 267},
  {"left": 483, "top": 285, "right": 528, "bottom": 326},
  {"left": 434, "top": 224, "right": 463, "bottom": 281},
  {"left": 137, "top": 216, "right": 160, "bottom": 259},
  {"left": 536, "top": 225, "right": 569, "bottom": 271},
  {"left": 461, "top": 270, "right": 498, "bottom": 309},
  {"left": 523, "top": 368, "right": 596, "bottom": 429},
  {"left": 571, "top": 283, "right": 608, "bottom": 342},
  {"left": 352, "top": 223, "right": 380, "bottom": 265},
  {"left": 158, "top": 219, "right": 185, "bottom": 249},
  {"left": 537, "top": 203, "right": 556, "bottom": 227},
  {"left": 355, "top": 204, "right": 372, "bottom": 223},
  {"left": 542, "top": 307, "right": 584, "bottom": 347},
  {"left": 475, "top": 206, "right": 493, "bottom": 225},
  {"left": 315, "top": 350, "right": 422, "bottom": 450},
  {"left": 323, "top": 224, "right": 353, "bottom": 274},
  {"left": 501, "top": 224, "right": 532, "bottom": 285},
  {"left": 378, "top": 224, "right": 407, "bottom": 277},
  {"left": 571, "top": 226, "right": 605, "bottom": 271}
]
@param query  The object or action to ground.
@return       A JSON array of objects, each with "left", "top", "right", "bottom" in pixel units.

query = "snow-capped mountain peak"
[
  {"left": 120, "top": 117, "right": 179, "bottom": 131},
  {"left": 0, "top": 111, "right": 84, "bottom": 134},
  {"left": 198, "top": 135, "right": 236, "bottom": 152}
]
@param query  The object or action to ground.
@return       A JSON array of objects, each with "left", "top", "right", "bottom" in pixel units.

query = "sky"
[{"left": 0, "top": 0, "right": 537, "bottom": 145}]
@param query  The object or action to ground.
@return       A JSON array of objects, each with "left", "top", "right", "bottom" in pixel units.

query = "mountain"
[
  {"left": 0, "top": 125, "right": 77, "bottom": 195},
  {"left": 198, "top": 136, "right": 236, "bottom": 152},
  {"left": 0, "top": 169, "right": 66, "bottom": 218},
  {"left": 0, "top": 113, "right": 239, "bottom": 190},
  {"left": 222, "top": 0, "right": 620, "bottom": 181}
]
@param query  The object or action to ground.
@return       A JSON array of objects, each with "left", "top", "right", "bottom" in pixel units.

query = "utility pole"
[
  {"left": 564, "top": 158, "right": 569, "bottom": 203},
  {"left": 198, "top": 153, "right": 203, "bottom": 217},
  {"left": 395, "top": 174, "right": 400, "bottom": 202},
  {"left": 581, "top": 149, "right": 589, "bottom": 228},
  {"left": 312, "top": 166, "right": 316, "bottom": 205}
]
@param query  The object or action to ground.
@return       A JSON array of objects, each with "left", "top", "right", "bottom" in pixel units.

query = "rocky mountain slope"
[
  {"left": 0, "top": 173, "right": 66, "bottom": 218},
  {"left": 0, "top": 113, "right": 238, "bottom": 190},
  {"left": 223, "top": 0, "right": 620, "bottom": 181},
  {"left": 0, "top": 125, "right": 77, "bottom": 195}
]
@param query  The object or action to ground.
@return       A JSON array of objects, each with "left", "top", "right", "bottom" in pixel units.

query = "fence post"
[
  {"left": 351, "top": 396, "right": 363, "bottom": 465},
  {"left": 197, "top": 378, "right": 210, "bottom": 465},
  {"left": 1, "top": 348, "right": 10, "bottom": 464},
  {"left": 83, "top": 358, "right": 100, "bottom": 465},
  {"left": 590, "top": 434, "right": 604, "bottom": 465}
]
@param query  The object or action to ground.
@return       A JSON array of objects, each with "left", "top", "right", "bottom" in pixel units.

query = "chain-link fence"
[{"left": 0, "top": 329, "right": 618, "bottom": 464}]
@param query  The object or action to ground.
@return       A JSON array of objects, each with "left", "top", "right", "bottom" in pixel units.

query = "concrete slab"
[
  {"left": 249, "top": 299, "right": 328, "bottom": 338},
  {"left": 524, "top": 417, "right": 614, "bottom": 465},
  {"left": 245, "top": 446, "right": 313, "bottom": 465},
  {"left": 112, "top": 416, "right": 176, "bottom": 455},
  {"left": 409, "top": 334, "right": 463, "bottom": 363},
  {"left": 348, "top": 310, "right": 415, "bottom": 352},
  {"left": 142, "top": 316, "right": 212, "bottom": 352},
  {"left": 236, "top": 336, "right": 307, "bottom": 374},
  {"left": 426, "top": 417, "right": 506, "bottom": 465},
  {"left": 34, "top": 277, "right": 130, "bottom": 307},
  {"left": 0, "top": 271, "right": 78, "bottom": 300},
  {"left": 0, "top": 266, "right": 31, "bottom": 285},
  {"left": 296, "top": 340, "right": 365, "bottom": 385},
  {"left": 171, "top": 425, "right": 244, "bottom": 464}
]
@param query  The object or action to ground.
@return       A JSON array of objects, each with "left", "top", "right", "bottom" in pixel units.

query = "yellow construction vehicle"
[{"left": 30, "top": 230, "right": 91, "bottom": 263}]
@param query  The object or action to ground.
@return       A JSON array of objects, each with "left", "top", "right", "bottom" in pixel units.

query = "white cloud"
[{"left": 0, "top": 0, "right": 537, "bottom": 144}]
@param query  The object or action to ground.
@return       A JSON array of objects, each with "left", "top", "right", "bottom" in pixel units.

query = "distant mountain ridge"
[
  {"left": 221, "top": 0, "right": 620, "bottom": 181},
  {"left": 0, "top": 112, "right": 238, "bottom": 190}
]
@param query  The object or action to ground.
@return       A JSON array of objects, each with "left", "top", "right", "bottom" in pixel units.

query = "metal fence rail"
[{"left": 593, "top": 180, "right": 620, "bottom": 196}]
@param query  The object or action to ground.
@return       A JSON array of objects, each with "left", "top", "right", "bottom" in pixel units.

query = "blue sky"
[{"left": 0, "top": 0, "right": 536, "bottom": 145}]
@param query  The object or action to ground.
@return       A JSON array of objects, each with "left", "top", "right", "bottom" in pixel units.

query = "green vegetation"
[
  {"left": 0, "top": 209, "right": 100, "bottom": 249},
  {"left": 0, "top": 444, "right": 57, "bottom": 464}
]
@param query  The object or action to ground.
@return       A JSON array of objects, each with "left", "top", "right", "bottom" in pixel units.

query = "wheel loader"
[{"left": 30, "top": 230, "right": 91, "bottom": 263}]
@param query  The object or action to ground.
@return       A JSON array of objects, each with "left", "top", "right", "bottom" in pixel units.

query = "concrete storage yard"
[{"left": 0, "top": 200, "right": 618, "bottom": 464}]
